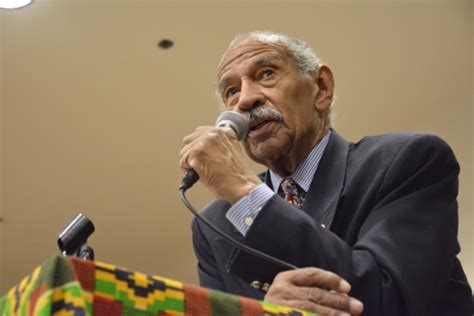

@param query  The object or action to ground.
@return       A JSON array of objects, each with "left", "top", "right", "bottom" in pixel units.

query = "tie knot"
[
  {"left": 280, "top": 178, "right": 305, "bottom": 208},
  {"left": 281, "top": 177, "right": 300, "bottom": 194}
]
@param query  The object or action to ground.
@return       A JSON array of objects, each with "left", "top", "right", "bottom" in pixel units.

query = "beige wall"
[{"left": 0, "top": 0, "right": 472, "bottom": 294}]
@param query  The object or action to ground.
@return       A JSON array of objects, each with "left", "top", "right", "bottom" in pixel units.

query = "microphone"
[
  {"left": 178, "top": 111, "right": 298, "bottom": 271},
  {"left": 180, "top": 111, "right": 249, "bottom": 191}
]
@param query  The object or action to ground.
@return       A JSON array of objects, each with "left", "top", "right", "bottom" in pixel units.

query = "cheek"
[
  {"left": 279, "top": 110, "right": 299, "bottom": 133},
  {"left": 271, "top": 90, "right": 305, "bottom": 125},
  {"left": 281, "top": 94, "right": 317, "bottom": 134}
]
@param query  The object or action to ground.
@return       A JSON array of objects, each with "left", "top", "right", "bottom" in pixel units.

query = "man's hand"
[
  {"left": 179, "top": 126, "right": 261, "bottom": 203},
  {"left": 265, "top": 267, "right": 364, "bottom": 316}
]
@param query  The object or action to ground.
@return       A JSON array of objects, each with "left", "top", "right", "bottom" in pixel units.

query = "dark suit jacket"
[{"left": 191, "top": 131, "right": 472, "bottom": 316}]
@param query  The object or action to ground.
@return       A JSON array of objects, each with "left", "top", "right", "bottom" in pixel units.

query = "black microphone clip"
[{"left": 180, "top": 169, "right": 200, "bottom": 191}]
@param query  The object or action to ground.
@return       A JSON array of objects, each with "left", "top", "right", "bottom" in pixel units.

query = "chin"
[{"left": 244, "top": 139, "right": 288, "bottom": 166}]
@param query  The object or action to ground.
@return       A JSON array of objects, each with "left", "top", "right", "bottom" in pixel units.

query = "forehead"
[{"left": 218, "top": 39, "right": 293, "bottom": 79}]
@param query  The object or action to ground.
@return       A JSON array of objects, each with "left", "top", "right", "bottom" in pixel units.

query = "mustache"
[{"left": 242, "top": 106, "right": 283, "bottom": 124}]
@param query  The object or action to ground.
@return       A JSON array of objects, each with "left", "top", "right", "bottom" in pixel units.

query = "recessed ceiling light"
[
  {"left": 158, "top": 39, "right": 174, "bottom": 49},
  {"left": 0, "top": 0, "right": 33, "bottom": 9}
]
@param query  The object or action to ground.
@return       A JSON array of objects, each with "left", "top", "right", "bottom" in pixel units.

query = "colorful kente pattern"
[
  {"left": 281, "top": 178, "right": 305, "bottom": 208},
  {"left": 0, "top": 256, "right": 317, "bottom": 315}
]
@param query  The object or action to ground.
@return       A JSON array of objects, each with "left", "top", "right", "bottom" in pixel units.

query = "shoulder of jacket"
[{"left": 353, "top": 132, "right": 450, "bottom": 153}]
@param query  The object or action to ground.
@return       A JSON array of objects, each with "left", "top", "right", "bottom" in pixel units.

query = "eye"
[
  {"left": 260, "top": 69, "right": 274, "bottom": 79},
  {"left": 225, "top": 87, "right": 239, "bottom": 98}
]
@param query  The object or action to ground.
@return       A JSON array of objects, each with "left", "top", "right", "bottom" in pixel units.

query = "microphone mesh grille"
[{"left": 215, "top": 111, "right": 249, "bottom": 141}]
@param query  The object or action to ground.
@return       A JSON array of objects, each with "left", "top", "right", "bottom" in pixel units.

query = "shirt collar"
[{"left": 270, "top": 131, "right": 331, "bottom": 192}]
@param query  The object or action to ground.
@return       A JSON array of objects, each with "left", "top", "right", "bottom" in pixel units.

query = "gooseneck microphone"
[
  {"left": 179, "top": 111, "right": 298, "bottom": 272},
  {"left": 180, "top": 111, "right": 249, "bottom": 191}
]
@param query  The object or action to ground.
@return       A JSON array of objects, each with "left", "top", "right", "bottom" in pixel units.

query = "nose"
[{"left": 236, "top": 78, "right": 265, "bottom": 112}]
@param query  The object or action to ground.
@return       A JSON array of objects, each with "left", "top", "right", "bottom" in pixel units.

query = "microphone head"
[{"left": 215, "top": 111, "right": 249, "bottom": 141}]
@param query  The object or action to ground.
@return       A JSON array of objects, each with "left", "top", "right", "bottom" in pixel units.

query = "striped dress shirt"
[{"left": 226, "top": 131, "right": 331, "bottom": 235}]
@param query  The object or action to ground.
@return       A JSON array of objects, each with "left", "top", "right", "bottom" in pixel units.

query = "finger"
[
  {"left": 179, "top": 150, "right": 192, "bottom": 172},
  {"left": 284, "top": 286, "right": 354, "bottom": 314},
  {"left": 179, "top": 140, "right": 205, "bottom": 171},
  {"left": 311, "top": 301, "right": 351, "bottom": 316},
  {"left": 308, "top": 287, "right": 363, "bottom": 315},
  {"left": 180, "top": 130, "right": 239, "bottom": 168},
  {"left": 266, "top": 280, "right": 355, "bottom": 314},
  {"left": 179, "top": 136, "right": 202, "bottom": 161},
  {"left": 183, "top": 127, "right": 230, "bottom": 149},
  {"left": 329, "top": 290, "right": 348, "bottom": 296},
  {"left": 182, "top": 126, "right": 214, "bottom": 145},
  {"left": 284, "top": 267, "right": 351, "bottom": 293},
  {"left": 179, "top": 153, "right": 190, "bottom": 172},
  {"left": 182, "top": 132, "right": 201, "bottom": 145},
  {"left": 180, "top": 129, "right": 219, "bottom": 162},
  {"left": 279, "top": 299, "right": 351, "bottom": 316},
  {"left": 195, "top": 125, "right": 213, "bottom": 132},
  {"left": 179, "top": 143, "right": 195, "bottom": 171}
]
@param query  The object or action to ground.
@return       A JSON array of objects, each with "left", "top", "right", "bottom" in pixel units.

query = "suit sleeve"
[
  {"left": 191, "top": 218, "right": 226, "bottom": 291},
  {"left": 227, "top": 135, "right": 464, "bottom": 316}
]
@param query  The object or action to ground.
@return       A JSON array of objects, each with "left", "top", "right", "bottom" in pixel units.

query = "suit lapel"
[
  {"left": 262, "top": 131, "right": 349, "bottom": 229},
  {"left": 302, "top": 130, "right": 349, "bottom": 228}
]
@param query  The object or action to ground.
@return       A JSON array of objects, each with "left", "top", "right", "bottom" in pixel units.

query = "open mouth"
[
  {"left": 249, "top": 120, "right": 272, "bottom": 132},
  {"left": 247, "top": 118, "right": 280, "bottom": 137}
]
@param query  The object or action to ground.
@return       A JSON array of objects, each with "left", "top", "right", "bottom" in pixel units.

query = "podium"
[{"left": 0, "top": 256, "right": 316, "bottom": 315}]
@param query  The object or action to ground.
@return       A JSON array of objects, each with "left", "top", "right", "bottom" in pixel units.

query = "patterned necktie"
[{"left": 280, "top": 177, "right": 305, "bottom": 209}]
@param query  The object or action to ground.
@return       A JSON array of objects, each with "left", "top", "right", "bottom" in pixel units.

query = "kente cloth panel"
[{"left": 0, "top": 256, "right": 317, "bottom": 316}]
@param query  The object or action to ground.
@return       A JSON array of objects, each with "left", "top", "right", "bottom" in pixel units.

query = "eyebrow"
[{"left": 218, "top": 55, "right": 284, "bottom": 93}]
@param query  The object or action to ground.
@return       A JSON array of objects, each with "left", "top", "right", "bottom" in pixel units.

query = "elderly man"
[{"left": 179, "top": 31, "right": 472, "bottom": 315}]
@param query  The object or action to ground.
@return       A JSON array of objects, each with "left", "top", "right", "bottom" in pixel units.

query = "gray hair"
[
  {"left": 216, "top": 31, "right": 335, "bottom": 126},
  {"left": 227, "top": 31, "right": 321, "bottom": 78}
]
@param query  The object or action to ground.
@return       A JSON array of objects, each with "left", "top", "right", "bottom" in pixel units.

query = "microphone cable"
[{"left": 179, "top": 186, "right": 298, "bottom": 271}]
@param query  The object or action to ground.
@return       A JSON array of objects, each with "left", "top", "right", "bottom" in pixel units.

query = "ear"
[{"left": 312, "top": 65, "right": 335, "bottom": 112}]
